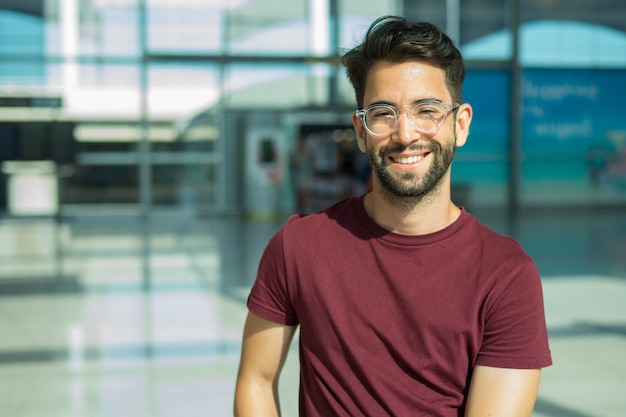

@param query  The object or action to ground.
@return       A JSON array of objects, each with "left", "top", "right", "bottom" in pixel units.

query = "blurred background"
[{"left": 0, "top": 0, "right": 624, "bottom": 416}]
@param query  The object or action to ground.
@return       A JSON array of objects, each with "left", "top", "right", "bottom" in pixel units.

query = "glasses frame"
[{"left": 356, "top": 102, "right": 460, "bottom": 137}]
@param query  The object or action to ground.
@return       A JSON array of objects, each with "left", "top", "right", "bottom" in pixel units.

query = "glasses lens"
[
  {"left": 410, "top": 103, "right": 446, "bottom": 134},
  {"left": 361, "top": 103, "right": 452, "bottom": 136},
  {"left": 364, "top": 105, "right": 397, "bottom": 136}
]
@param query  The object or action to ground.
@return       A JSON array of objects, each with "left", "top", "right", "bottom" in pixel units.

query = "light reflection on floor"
[{"left": 0, "top": 209, "right": 625, "bottom": 417}]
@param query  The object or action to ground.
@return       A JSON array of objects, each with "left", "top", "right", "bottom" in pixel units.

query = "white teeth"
[{"left": 394, "top": 155, "right": 424, "bottom": 164}]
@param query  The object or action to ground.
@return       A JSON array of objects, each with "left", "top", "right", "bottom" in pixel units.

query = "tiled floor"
[{"left": 0, "top": 208, "right": 625, "bottom": 417}]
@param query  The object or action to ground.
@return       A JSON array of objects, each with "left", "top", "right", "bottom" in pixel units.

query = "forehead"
[{"left": 363, "top": 61, "right": 450, "bottom": 105}]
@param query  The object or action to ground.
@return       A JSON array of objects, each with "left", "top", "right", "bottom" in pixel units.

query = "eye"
[
  {"left": 368, "top": 106, "right": 395, "bottom": 119},
  {"left": 416, "top": 105, "right": 436, "bottom": 114},
  {"left": 414, "top": 105, "right": 443, "bottom": 118}
]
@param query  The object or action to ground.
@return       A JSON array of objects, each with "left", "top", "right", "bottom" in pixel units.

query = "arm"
[
  {"left": 234, "top": 312, "right": 298, "bottom": 417},
  {"left": 465, "top": 365, "right": 541, "bottom": 417}
]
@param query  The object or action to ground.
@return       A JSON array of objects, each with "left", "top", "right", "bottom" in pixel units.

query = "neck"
[{"left": 363, "top": 177, "right": 461, "bottom": 235}]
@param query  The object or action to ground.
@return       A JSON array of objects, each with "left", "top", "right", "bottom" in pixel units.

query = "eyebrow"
[
  {"left": 365, "top": 98, "right": 444, "bottom": 108},
  {"left": 415, "top": 98, "right": 444, "bottom": 105}
]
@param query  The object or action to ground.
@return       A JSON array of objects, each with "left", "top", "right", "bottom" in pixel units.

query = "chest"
[{"left": 290, "top": 239, "right": 487, "bottom": 347}]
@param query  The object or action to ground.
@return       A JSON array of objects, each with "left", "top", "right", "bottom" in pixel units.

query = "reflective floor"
[{"left": 0, "top": 207, "right": 625, "bottom": 417}]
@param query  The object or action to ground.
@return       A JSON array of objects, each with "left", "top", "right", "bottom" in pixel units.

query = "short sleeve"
[
  {"left": 476, "top": 257, "right": 552, "bottom": 369},
  {"left": 247, "top": 226, "right": 299, "bottom": 326}
]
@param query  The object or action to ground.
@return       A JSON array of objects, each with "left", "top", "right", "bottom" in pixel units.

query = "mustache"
[{"left": 379, "top": 142, "right": 440, "bottom": 155}]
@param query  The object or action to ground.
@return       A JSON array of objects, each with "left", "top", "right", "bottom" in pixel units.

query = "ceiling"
[{"left": 3, "top": 0, "right": 626, "bottom": 40}]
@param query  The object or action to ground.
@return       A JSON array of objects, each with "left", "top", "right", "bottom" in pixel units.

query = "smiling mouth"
[{"left": 390, "top": 154, "right": 429, "bottom": 164}]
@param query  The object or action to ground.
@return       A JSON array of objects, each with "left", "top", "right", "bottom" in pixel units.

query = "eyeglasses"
[{"left": 356, "top": 101, "right": 460, "bottom": 137}]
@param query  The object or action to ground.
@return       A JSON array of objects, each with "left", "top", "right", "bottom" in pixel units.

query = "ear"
[
  {"left": 352, "top": 112, "right": 367, "bottom": 153},
  {"left": 454, "top": 103, "right": 473, "bottom": 148}
]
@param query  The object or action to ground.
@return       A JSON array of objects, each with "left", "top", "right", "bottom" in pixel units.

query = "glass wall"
[
  {"left": 1, "top": 0, "right": 625, "bottom": 221},
  {"left": 459, "top": 0, "right": 626, "bottom": 208},
  {"left": 521, "top": 69, "right": 626, "bottom": 205},
  {"left": 455, "top": 70, "right": 511, "bottom": 207},
  {"left": 517, "top": 4, "right": 626, "bottom": 206}
]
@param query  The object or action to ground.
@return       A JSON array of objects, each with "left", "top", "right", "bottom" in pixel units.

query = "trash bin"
[
  {"left": 0, "top": 160, "right": 67, "bottom": 279},
  {"left": 1, "top": 160, "right": 58, "bottom": 216}
]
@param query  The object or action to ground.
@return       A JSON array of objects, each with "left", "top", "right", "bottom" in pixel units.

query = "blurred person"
[
  {"left": 585, "top": 133, "right": 618, "bottom": 187},
  {"left": 235, "top": 16, "right": 552, "bottom": 417},
  {"left": 337, "top": 137, "right": 357, "bottom": 199},
  {"left": 291, "top": 135, "right": 315, "bottom": 212}
]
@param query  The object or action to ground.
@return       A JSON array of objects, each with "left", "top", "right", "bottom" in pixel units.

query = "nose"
[{"left": 392, "top": 110, "right": 420, "bottom": 145}]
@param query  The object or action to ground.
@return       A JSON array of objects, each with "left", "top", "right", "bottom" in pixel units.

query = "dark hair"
[{"left": 341, "top": 16, "right": 465, "bottom": 108}]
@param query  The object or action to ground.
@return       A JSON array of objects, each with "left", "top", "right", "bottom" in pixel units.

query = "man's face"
[{"left": 353, "top": 61, "right": 468, "bottom": 199}]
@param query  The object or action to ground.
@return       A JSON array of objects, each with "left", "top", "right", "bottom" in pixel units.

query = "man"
[{"left": 235, "top": 16, "right": 552, "bottom": 417}]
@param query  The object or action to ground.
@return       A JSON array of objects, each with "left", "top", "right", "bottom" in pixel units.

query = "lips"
[
  {"left": 390, "top": 154, "right": 427, "bottom": 164},
  {"left": 389, "top": 152, "right": 430, "bottom": 165}
]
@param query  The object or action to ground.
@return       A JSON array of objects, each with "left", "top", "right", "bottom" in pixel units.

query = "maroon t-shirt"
[{"left": 248, "top": 196, "right": 552, "bottom": 417}]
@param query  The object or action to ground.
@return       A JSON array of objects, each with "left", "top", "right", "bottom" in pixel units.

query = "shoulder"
[
  {"left": 456, "top": 212, "right": 539, "bottom": 292},
  {"left": 283, "top": 197, "right": 360, "bottom": 234},
  {"left": 463, "top": 212, "right": 531, "bottom": 261},
  {"left": 275, "top": 197, "right": 364, "bottom": 255}
]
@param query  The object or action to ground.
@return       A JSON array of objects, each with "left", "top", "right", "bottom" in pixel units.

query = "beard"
[{"left": 366, "top": 138, "right": 456, "bottom": 201}]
